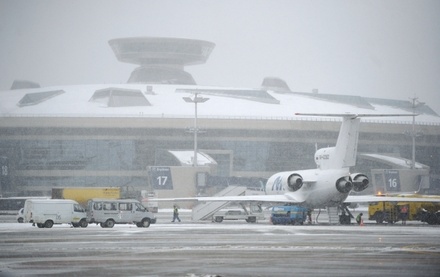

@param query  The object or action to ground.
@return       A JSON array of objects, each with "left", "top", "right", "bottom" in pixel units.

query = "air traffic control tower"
[{"left": 109, "top": 37, "right": 216, "bottom": 85}]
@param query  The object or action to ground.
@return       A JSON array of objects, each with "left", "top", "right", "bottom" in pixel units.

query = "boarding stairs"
[
  {"left": 191, "top": 186, "right": 247, "bottom": 221},
  {"left": 327, "top": 206, "right": 340, "bottom": 225}
]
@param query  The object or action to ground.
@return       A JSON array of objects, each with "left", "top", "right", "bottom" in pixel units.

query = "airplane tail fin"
[
  {"left": 334, "top": 116, "right": 360, "bottom": 168},
  {"left": 313, "top": 116, "right": 360, "bottom": 169},
  {"left": 296, "top": 113, "right": 416, "bottom": 170}
]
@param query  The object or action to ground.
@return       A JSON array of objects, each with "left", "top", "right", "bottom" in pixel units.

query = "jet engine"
[
  {"left": 350, "top": 173, "right": 369, "bottom": 192},
  {"left": 336, "top": 176, "right": 353, "bottom": 193},
  {"left": 287, "top": 174, "right": 303, "bottom": 192}
]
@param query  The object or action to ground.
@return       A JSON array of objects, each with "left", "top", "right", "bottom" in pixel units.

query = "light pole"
[
  {"left": 409, "top": 97, "right": 424, "bottom": 169},
  {"left": 183, "top": 92, "right": 209, "bottom": 166}
]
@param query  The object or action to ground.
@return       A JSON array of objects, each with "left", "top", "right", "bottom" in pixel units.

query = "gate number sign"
[
  {"left": 150, "top": 167, "right": 174, "bottom": 190},
  {"left": 384, "top": 169, "right": 400, "bottom": 192}
]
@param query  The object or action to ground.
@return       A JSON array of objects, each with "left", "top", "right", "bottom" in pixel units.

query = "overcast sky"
[{"left": 1, "top": 0, "right": 439, "bottom": 113}]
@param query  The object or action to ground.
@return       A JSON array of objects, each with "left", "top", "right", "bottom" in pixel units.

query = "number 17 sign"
[{"left": 149, "top": 167, "right": 174, "bottom": 190}]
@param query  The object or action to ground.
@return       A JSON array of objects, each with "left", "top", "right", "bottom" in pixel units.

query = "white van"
[
  {"left": 87, "top": 198, "right": 157, "bottom": 228},
  {"left": 24, "top": 199, "right": 88, "bottom": 228},
  {"left": 16, "top": 208, "right": 24, "bottom": 223}
]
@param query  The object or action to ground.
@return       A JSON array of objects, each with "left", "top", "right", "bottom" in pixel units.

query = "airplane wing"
[
  {"left": 345, "top": 194, "right": 440, "bottom": 204},
  {"left": 156, "top": 194, "right": 305, "bottom": 204},
  {"left": 295, "top": 113, "right": 417, "bottom": 118}
]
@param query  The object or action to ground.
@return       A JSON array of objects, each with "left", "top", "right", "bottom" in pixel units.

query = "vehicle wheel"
[
  {"left": 100, "top": 222, "right": 106, "bottom": 228},
  {"left": 37, "top": 223, "right": 44, "bottom": 228},
  {"left": 247, "top": 217, "right": 256, "bottom": 223},
  {"left": 105, "top": 219, "right": 115, "bottom": 228},
  {"left": 44, "top": 220, "right": 54, "bottom": 228},
  {"left": 17, "top": 217, "right": 24, "bottom": 223},
  {"left": 426, "top": 213, "right": 438, "bottom": 225},
  {"left": 375, "top": 212, "right": 384, "bottom": 224},
  {"left": 215, "top": 216, "right": 223, "bottom": 223},
  {"left": 72, "top": 223, "right": 79, "bottom": 228},
  {"left": 79, "top": 219, "right": 88, "bottom": 228},
  {"left": 139, "top": 218, "right": 151, "bottom": 228}
]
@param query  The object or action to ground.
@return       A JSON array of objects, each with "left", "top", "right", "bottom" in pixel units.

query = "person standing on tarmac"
[
  {"left": 356, "top": 213, "right": 363, "bottom": 225},
  {"left": 307, "top": 209, "right": 312, "bottom": 224},
  {"left": 172, "top": 204, "right": 181, "bottom": 222},
  {"left": 400, "top": 205, "right": 408, "bottom": 225}
]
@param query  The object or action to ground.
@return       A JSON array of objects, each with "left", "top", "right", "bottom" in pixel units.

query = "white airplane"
[{"left": 159, "top": 113, "right": 440, "bottom": 208}]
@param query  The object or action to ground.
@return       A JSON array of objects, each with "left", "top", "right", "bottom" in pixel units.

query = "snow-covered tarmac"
[{"left": 0, "top": 213, "right": 439, "bottom": 277}]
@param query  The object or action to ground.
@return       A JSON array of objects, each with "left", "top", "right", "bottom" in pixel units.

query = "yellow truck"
[
  {"left": 52, "top": 187, "right": 121, "bottom": 208},
  {"left": 368, "top": 200, "right": 440, "bottom": 225}
]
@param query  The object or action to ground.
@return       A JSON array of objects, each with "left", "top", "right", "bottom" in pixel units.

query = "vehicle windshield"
[
  {"left": 74, "top": 204, "right": 85, "bottom": 212},
  {"left": 136, "top": 203, "right": 146, "bottom": 212}
]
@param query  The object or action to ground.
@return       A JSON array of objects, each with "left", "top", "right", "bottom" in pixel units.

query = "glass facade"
[
  {"left": 0, "top": 124, "right": 439, "bottom": 196},
  {"left": 2, "top": 139, "right": 320, "bottom": 174},
  {"left": 7, "top": 140, "right": 136, "bottom": 171}
]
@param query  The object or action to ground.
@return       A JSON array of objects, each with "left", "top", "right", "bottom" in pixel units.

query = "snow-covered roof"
[
  {"left": 360, "top": 153, "right": 429, "bottom": 170},
  {"left": 168, "top": 150, "right": 217, "bottom": 166},
  {"left": 1, "top": 83, "right": 439, "bottom": 125}
]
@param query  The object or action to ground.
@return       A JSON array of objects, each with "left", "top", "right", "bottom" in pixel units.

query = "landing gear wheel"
[{"left": 339, "top": 214, "right": 351, "bottom": 225}]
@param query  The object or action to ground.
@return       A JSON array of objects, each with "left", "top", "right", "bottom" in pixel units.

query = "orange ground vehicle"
[{"left": 368, "top": 200, "right": 440, "bottom": 225}]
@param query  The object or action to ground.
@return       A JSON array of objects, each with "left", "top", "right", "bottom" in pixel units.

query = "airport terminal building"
[{"left": 1, "top": 37, "right": 440, "bottom": 198}]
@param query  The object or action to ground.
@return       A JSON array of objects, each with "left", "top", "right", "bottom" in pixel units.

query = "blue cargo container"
[{"left": 271, "top": 206, "right": 308, "bottom": 225}]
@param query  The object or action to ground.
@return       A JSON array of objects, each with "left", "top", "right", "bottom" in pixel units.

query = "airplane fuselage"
[{"left": 265, "top": 168, "right": 351, "bottom": 209}]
